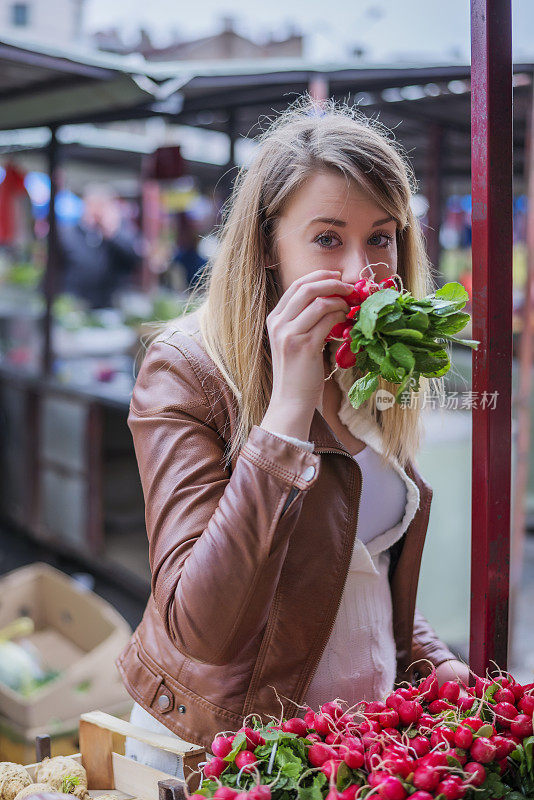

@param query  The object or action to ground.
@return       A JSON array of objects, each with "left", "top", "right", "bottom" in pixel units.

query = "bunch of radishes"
[
  {"left": 192, "top": 671, "right": 534, "bottom": 800},
  {"left": 325, "top": 276, "right": 398, "bottom": 370}
]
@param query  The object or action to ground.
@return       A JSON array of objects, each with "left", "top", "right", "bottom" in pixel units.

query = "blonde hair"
[{"left": 176, "top": 96, "right": 442, "bottom": 469}]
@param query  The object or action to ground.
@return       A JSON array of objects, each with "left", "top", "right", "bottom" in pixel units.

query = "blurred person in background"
[
  {"left": 166, "top": 210, "right": 207, "bottom": 292},
  {"left": 58, "top": 184, "right": 141, "bottom": 308}
]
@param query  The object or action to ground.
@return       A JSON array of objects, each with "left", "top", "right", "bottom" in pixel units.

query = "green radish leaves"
[{"left": 341, "top": 280, "right": 478, "bottom": 409}]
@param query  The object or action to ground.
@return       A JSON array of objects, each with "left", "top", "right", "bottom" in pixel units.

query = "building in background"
[
  {"left": 0, "top": 0, "right": 85, "bottom": 44},
  {"left": 93, "top": 15, "right": 303, "bottom": 60}
]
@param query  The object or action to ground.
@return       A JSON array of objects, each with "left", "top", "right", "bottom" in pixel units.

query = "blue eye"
[
  {"left": 369, "top": 232, "right": 394, "bottom": 248},
  {"left": 315, "top": 232, "right": 341, "bottom": 249}
]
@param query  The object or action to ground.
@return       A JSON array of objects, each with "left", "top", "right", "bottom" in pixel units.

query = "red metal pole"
[{"left": 469, "top": 0, "right": 513, "bottom": 676}]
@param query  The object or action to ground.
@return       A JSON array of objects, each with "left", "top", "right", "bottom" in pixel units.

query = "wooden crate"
[{"left": 25, "top": 711, "right": 206, "bottom": 800}]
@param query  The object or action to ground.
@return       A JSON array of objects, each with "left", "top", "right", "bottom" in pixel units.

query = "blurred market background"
[{"left": 0, "top": 0, "right": 533, "bottom": 760}]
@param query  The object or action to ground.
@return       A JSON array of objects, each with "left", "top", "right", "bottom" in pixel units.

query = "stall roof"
[{"left": 0, "top": 34, "right": 532, "bottom": 181}]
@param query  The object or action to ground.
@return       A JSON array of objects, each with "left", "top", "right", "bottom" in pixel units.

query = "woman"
[{"left": 118, "top": 98, "right": 469, "bottom": 776}]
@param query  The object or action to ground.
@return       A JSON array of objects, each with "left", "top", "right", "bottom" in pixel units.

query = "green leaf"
[
  {"left": 348, "top": 372, "right": 380, "bottom": 408},
  {"left": 380, "top": 354, "right": 405, "bottom": 383},
  {"left": 356, "top": 288, "right": 399, "bottom": 338},
  {"left": 382, "top": 328, "right": 424, "bottom": 341},
  {"left": 366, "top": 339, "right": 387, "bottom": 366},
  {"left": 406, "top": 311, "right": 430, "bottom": 331},
  {"left": 379, "top": 309, "right": 403, "bottom": 326},
  {"left": 225, "top": 731, "right": 246, "bottom": 761},
  {"left": 434, "top": 281, "right": 469, "bottom": 304},
  {"left": 429, "top": 299, "right": 467, "bottom": 316},
  {"left": 412, "top": 349, "right": 450, "bottom": 378},
  {"left": 395, "top": 370, "right": 414, "bottom": 403},
  {"left": 524, "top": 735, "right": 534, "bottom": 775},
  {"left": 430, "top": 311, "right": 471, "bottom": 335},
  {"left": 276, "top": 745, "right": 305, "bottom": 780},
  {"left": 388, "top": 342, "right": 415, "bottom": 371}
]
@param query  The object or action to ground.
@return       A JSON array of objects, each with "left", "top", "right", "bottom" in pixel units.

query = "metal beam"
[{"left": 469, "top": 0, "right": 513, "bottom": 676}]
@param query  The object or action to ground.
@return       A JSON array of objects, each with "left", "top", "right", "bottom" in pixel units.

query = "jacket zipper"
[{"left": 293, "top": 447, "right": 363, "bottom": 711}]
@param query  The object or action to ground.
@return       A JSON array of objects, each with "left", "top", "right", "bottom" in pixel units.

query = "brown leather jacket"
[{"left": 116, "top": 310, "right": 456, "bottom": 751}]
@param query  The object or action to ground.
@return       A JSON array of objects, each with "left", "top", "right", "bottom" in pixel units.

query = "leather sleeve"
[
  {"left": 411, "top": 607, "right": 458, "bottom": 677},
  {"left": 128, "top": 338, "right": 321, "bottom": 666}
]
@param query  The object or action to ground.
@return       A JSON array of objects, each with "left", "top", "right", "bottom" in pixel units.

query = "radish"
[
  {"left": 463, "top": 761, "right": 486, "bottom": 787},
  {"left": 462, "top": 717, "right": 484, "bottom": 732},
  {"left": 494, "top": 701, "right": 518, "bottom": 727},
  {"left": 312, "top": 714, "right": 332, "bottom": 736},
  {"left": 321, "top": 759, "right": 341, "bottom": 781},
  {"left": 325, "top": 732, "right": 343, "bottom": 745},
  {"left": 340, "top": 787, "right": 358, "bottom": 800},
  {"left": 454, "top": 726, "right": 474, "bottom": 749},
  {"left": 377, "top": 777, "right": 407, "bottom": 800},
  {"left": 418, "top": 671, "right": 439, "bottom": 703},
  {"left": 282, "top": 718, "right": 308, "bottom": 737},
  {"left": 342, "top": 748, "right": 364, "bottom": 769},
  {"left": 367, "top": 701, "right": 387, "bottom": 714},
  {"left": 494, "top": 687, "right": 516, "bottom": 704},
  {"left": 325, "top": 790, "right": 341, "bottom": 800},
  {"left": 437, "top": 775, "right": 466, "bottom": 799},
  {"left": 428, "top": 699, "right": 454, "bottom": 714},
  {"left": 379, "top": 277, "right": 397, "bottom": 290},
  {"left": 308, "top": 743, "right": 334, "bottom": 767},
  {"left": 325, "top": 321, "right": 348, "bottom": 341},
  {"left": 235, "top": 750, "right": 258, "bottom": 772},
  {"left": 211, "top": 735, "right": 234, "bottom": 758},
  {"left": 306, "top": 733, "right": 322, "bottom": 742},
  {"left": 241, "top": 727, "right": 265, "bottom": 750},
  {"left": 469, "top": 736, "right": 496, "bottom": 763},
  {"left": 346, "top": 304, "right": 360, "bottom": 320},
  {"left": 413, "top": 765, "right": 440, "bottom": 792},
  {"left": 368, "top": 772, "right": 389, "bottom": 788},
  {"left": 335, "top": 340, "right": 357, "bottom": 369},
  {"left": 304, "top": 708, "right": 316, "bottom": 726},
  {"left": 381, "top": 727, "right": 402, "bottom": 740},
  {"left": 409, "top": 793, "right": 434, "bottom": 800},
  {"left": 519, "top": 694, "right": 534, "bottom": 715},
  {"left": 397, "top": 700, "right": 423, "bottom": 726},
  {"left": 439, "top": 681, "right": 461, "bottom": 703},
  {"left": 248, "top": 788, "right": 271, "bottom": 800},
  {"left": 204, "top": 757, "right": 228, "bottom": 779},
  {"left": 510, "top": 682, "right": 524, "bottom": 701},
  {"left": 378, "top": 709, "right": 399, "bottom": 728},
  {"left": 430, "top": 726, "right": 455, "bottom": 748},
  {"left": 381, "top": 754, "right": 413, "bottom": 778},
  {"left": 457, "top": 696, "right": 475, "bottom": 712},
  {"left": 492, "top": 734, "right": 517, "bottom": 759},
  {"left": 342, "top": 735, "right": 364, "bottom": 751},
  {"left": 510, "top": 713, "right": 533, "bottom": 738},
  {"left": 214, "top": 788, "right": 238, "bottom": 800},
  {"left": 410, "top": 736, "right": 431, "bottom": 757},
  {"left": 418, "top": 713, "right": 437, "bottom": 729},
  {"left": 321, "top": 701, "right": 344, "bottom": 720}
]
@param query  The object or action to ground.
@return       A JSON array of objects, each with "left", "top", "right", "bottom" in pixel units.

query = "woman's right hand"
[{"left": 266, "top": 269, "right": 354, "bottom": 416}]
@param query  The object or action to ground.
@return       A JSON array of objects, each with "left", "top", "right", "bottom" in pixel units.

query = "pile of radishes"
[{"left": 192, "top": 670, "right": 534, "bottom": 800}]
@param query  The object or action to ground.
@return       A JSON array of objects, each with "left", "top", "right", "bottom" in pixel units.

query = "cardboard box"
[{"left": 0, "top": 563, "right": 133, "bottom": 731}]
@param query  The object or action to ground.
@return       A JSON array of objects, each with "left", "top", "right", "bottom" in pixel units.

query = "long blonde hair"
[{"left": 178, "top": 96, "right": 441, "bottom": 469}]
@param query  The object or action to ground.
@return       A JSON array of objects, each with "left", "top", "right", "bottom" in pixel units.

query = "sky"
[{"left": 83, "top": 0, "right": 534, "bottom": 63}]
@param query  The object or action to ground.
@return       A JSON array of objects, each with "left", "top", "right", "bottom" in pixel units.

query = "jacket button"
[
  {"left": 302, "top": 465, "right": 316, "bottom": 482},
  {"left": 158, "top": 693, "right": 171, "bottom": 710}
]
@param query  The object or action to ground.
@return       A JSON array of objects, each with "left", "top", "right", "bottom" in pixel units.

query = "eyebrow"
[{"left": 307, "top": 215, "right": 396, "bottom": 228}]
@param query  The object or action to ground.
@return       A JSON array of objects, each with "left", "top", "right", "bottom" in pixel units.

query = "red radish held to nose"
[{"left": 204, "top": 757, "right": 228, "bottom": 779}]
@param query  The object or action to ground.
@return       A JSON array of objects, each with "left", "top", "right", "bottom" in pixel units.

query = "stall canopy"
[{"left": 1, "top": 34, "right": 532, "bottom": 183}]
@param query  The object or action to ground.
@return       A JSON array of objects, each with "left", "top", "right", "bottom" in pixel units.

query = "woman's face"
[{"left": 272, "top": 170, "right": 399, "bottom": 294}]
